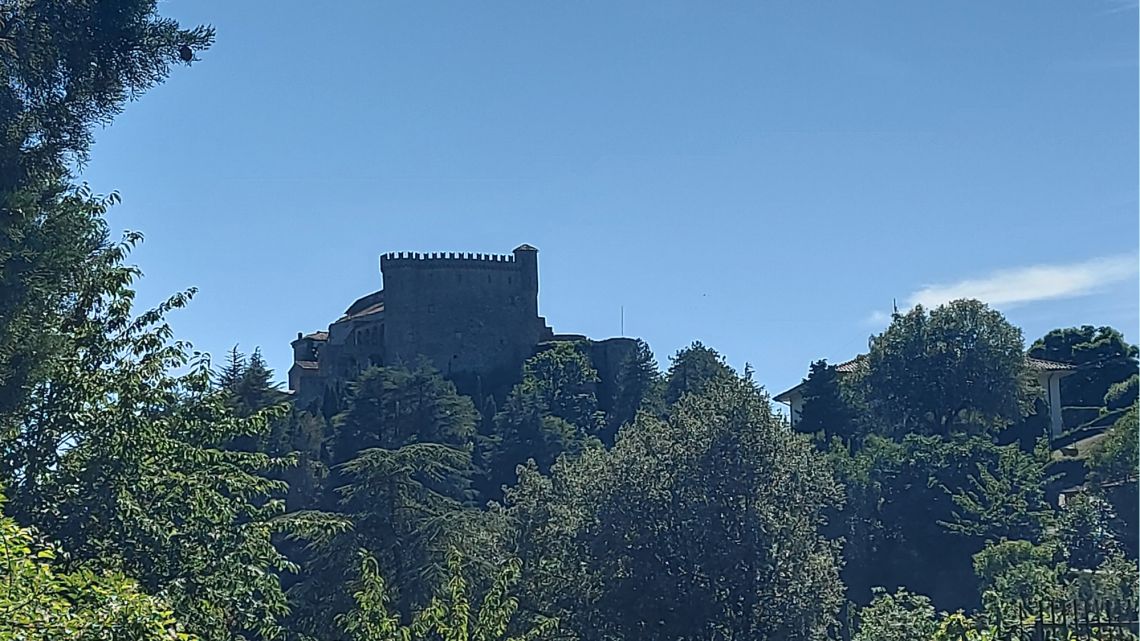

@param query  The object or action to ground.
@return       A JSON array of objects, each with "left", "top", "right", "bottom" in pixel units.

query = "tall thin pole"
[{"left": 621, "top": 306, "right": 625, "bottom": 337}]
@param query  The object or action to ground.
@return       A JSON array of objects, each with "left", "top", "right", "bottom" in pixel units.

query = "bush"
[
  {"left": 1105, "top": 375, "right": 1138, "bottom": 411},
  {"left": 855, "top": 588, "right": 939, "bottom": 641},
  {"left": 1088, "top": 404, "right": 1138, "bottom": 484}
]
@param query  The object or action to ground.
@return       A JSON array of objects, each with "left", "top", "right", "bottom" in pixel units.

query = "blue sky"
[{"left": 81, "top": 1, "right": 1138, "bottom": 397}]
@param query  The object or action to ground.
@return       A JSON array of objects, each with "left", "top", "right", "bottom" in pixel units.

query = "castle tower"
[
  {"left": 378, "top": 246, "right": 544, "bottom": 380},
  {"left": 513, "top": 244, "right": 539, "bottom": 319}
]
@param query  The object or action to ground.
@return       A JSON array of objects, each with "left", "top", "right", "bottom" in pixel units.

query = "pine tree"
[
  {"left": 797, "top": 359, "right": 859, "bottom": 444},
  {"left": 287, "top": 362, "right": 485, "bottom": 638},
  {"left": 477, "top": 344, "right": 601, "bottom": 500},
  {"left": 216, "top": 345, "right": 247, "bottom": 391},
  {"left": 603, "top": 338, "right": 664, "bottom": 445},
  {"left": 663, "top": 341, "right": 735, "bottom": 405}
]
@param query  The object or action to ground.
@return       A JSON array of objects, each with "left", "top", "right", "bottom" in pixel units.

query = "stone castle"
[{"left": 289, "top": 244, "right": 634, "bottom": 404}]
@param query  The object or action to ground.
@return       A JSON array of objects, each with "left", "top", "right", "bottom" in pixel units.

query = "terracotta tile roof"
[
  {"left": 303, "top": 331, "right": 328, "bottom": 341},
  {"left": 294, "top": 360, "right": 319, "bottom": 371},
  {"left": 1026, "top": 357, "right": 1076, "bottom": 371},
  {"left": 337, "top": 302, "right": 384, "bottom": 323},
  {"left": 834, "top": 356, "right": 866, "bottom": 373},
  {"left": 775, "top": 354, "right": 1074, "bottom": 404}
]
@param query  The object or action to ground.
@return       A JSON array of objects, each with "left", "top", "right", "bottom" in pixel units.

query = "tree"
[
  {"left": 515, "top": 342, "right": 601, "bottom": 434},
  {"left": 1087, "top": 403, "right": 1138, "bottom": 485},
  {"left": 0, "top": 489, "right": 194, "bottom": 641},
  {"left": 338, "top": 549, "right": 559, "bottom": 641},
  {"left": 945, "top": 441, "right": 1052, "bottom": 542},
  {"left": 503, "top": 377, "right": 844, "bottom": 641},
  {"left": 663, "top": 341, "right": 735, "bottom": 405},
  {"left": 797, "top": 359, "right": 860, "bottom": 444},
  {"left": 602, "top": 338, "right": 664, "bottom": 444},
  {"left": 1, "top": 0, "right": 211, "bottom": 423},
  {"left": 477, "top": 345, "right": 600, "bottom": 501},
  {"left": 1028, "top": 326, "right": 1139, "bottom": 409},
  {"left": 1056, "top": 493, "right": 1121, "bottom": 570},
  {"left": 287, "top": 363, "right": 486, "bottom": 638},
  {"left": 862, "top": 300, "right": 1031, "bottom": 437},
  {"left": 1104, "top": 374, "right": 1138, "bottom": 411},
  {"left": 853, "top": 588, "right": 939, "bottom": 641},
  {"left": 972, "top": 539, "right": 1065, "bottom": 621},
  {"left": 0, "top": 0, "right": 213, "bottom": 189},
  {"left": 832, "top": 434, "right": 1051, "bottom": 609},
  {"left": 0, "top": 219, "right": 318, "bottom": 641},
  {"left": 330, "top": 362, "right": 479, "bottom": 467}
]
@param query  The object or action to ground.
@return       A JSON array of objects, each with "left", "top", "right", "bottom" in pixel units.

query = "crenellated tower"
[{"left": 378, "top": 245, "right": 549, "bottom": 378}]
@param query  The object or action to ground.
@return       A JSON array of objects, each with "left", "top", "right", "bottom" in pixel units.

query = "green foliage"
[
  {"left": 517, "top": 342, "right": 601, "bottom": 433},
  {"left": 932, "top": 612, "right": 1000, "bottom": 641},
  {"left": 1088, "top": 404, "right": 1138, "bottom": 485},
  {"left": 1057, "top": 493, "right": 1121, "bottom": 570},
  {"left": 504, "top": 376, "right": 844, "bottom": 641},
  {"left": 0, "top": 218, "right": 301, "bottom": 640},
  {"left": 831, "top": 434, "right": 1051, "bottom": 608},
  {"left": 1104, "top": 375, "right": 1138, "bottom": 411},
  {"left": 797, "top": 359, "right": 860, "bottom": 444},
  {"left": 339, "top": 549, "right": 559, "bottom": 641},
  {"left": 478, "top": 344, "right": 600, "bottom": 500},
  {"left": 603, "top": 338, "right": 663, "bottom": 444},
  {"left": 663, "top": 340, "right": 735, "bottom": 405},
  {"left": 973, "top": 540, "right": 1065, "bottom": 618},
  {"left": 0, "top": 492, "right": 194, "bottom": 641},
  {"left": 946, "top": 442, "right": 1053, "bottom": 542},
  {"left": 1029, "top": 325, "right": 1139, "bottom": 409},
  {"left": 0, "top": 0, "right": 213, "bottom": 188},
  {"left": 287, "top": 363, "right": 487, "bottom": 638},
  {"left": 862, "top": 300, "right": 1031, "bottom": 437},
  {"left": 854, "top": 588, "right": 938, "bottom": 641},
  {"left": 332, "top": 362, "right": 479, "bottom": 465}
]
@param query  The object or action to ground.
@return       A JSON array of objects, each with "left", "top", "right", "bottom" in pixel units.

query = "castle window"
[
  {"left": 508, "top": 277, "right": 512, "bottom": 284},
  {"left": 457, "top": 274, "right": 462, "bottom": 282}
]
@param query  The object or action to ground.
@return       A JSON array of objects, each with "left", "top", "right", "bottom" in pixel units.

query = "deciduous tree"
[
  {"left": 504, "top": 377, "right": 843, "bottom": 641},
  {"left": 862, "top": 300, "right": 1031, "bottom": 437}
]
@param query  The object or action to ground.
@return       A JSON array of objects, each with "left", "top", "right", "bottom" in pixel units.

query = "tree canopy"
[
  {"left": 861, "top": 300, "right": 1031, "bottom": 437},
  {"left": 1028, "top": 325, "right": 1139, "bottom": 409}
]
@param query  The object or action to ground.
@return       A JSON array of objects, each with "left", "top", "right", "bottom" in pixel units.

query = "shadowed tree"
[
  {"left": 1029, "top": 325, "right": 1138, "bottom": 409},
  {"left": 663, "top": 341, "right": 735, "bottom": 405},
  {"left": 602, "top": 338, "right": 664, "bottom": 445},
  {"left": 797, "top": 359, "right": 860, "bottom": 444}
]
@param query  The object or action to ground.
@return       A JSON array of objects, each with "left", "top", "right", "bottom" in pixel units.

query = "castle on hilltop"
[{"left": 289, "top": 244, "right": 634, "bottom": 405}]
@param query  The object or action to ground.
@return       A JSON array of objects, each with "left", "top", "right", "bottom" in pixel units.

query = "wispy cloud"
[
  {"left": 863, "top": 309, "right": 891, "bottom": 327},
  {"left": 906, "top": 254, "right": 1139, "bottom": 309},
  {"left": 1098, "top": 0, "right": 1138, "bottom": 14}
]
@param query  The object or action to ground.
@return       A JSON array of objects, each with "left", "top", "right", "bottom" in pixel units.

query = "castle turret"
[
  {"left": 378, "top": 246, "right": 544, "bottom": 379},
  {"left": 513, "top": 244, "right": 539, "bottom": 319}
]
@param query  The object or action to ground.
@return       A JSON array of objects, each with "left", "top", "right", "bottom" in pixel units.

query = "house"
[{"left": 773, "top": 355, "right": 1076, "bottom": 439}]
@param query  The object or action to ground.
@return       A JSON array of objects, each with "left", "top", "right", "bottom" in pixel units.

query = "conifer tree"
[
  {"left": 603, "top": 338, "right": 664, "bottom": 444},
  {"left": 663, "top": 341, "right": 735, "bottom": 405},
  {"left": 797, "top": 359, "right": 859, "bottom": 444}
]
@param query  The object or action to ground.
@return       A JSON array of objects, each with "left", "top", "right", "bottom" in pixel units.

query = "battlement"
[{"left": 380, "top": 251, "right": 521, "bottom": 270}]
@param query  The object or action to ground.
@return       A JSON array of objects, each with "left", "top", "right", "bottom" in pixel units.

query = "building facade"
[{"left": 289, "top": 244, "right": 561, "bottom": 403}]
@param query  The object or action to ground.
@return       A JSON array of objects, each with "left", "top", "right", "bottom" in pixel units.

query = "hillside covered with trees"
[{"left": 0, "top": 3, "right": 1136, "bottom": 640}]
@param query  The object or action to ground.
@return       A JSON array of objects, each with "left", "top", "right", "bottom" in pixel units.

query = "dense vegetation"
[{"left": 0, "top": 3, "right": 1136, "bottom": 640}]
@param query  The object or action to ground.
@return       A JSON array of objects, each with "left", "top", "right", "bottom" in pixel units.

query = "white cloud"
[
  {"left": 863, "top": 309, "right": 891, "bottom": 326},
  {"left": 906, "top": 254, "right": 1139, "bottom": 310}
]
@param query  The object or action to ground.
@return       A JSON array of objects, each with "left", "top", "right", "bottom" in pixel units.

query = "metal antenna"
[{"left": 621, "top": 305, "right": 625, "bottom": 337}]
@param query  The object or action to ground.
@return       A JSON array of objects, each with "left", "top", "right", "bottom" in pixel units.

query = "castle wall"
[{"left": 380, "top": 248, "right": 543, "bottom": 377}]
